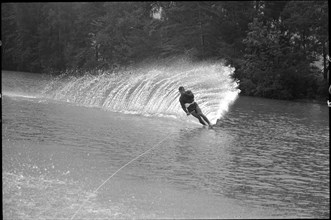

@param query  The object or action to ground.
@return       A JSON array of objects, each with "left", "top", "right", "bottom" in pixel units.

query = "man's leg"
[
  {"left": 195, "top": 104, "right": 211, "bottom": 126},
  {"left": 191, "top": 111, "right": 207, "bottom": 125}
]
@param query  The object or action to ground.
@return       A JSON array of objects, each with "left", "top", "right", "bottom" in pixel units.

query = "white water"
[{"left": 41, "top": 60, "right": 240, "bottom": 123}]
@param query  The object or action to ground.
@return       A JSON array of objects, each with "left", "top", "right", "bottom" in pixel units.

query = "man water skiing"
[{"left": 178, "top": 86, "right": 213, "bottom": 128}]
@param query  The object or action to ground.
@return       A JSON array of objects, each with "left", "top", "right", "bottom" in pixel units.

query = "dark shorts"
[{"left": 187, "top": 102, "right": 202, "bottom": 114}]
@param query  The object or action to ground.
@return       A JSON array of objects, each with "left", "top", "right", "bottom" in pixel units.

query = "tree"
[
  {"left": 1, "top": 1, "right": 328, "bottom": 101},
  {"left": 2, "top": 3, "right": 17, "bottom": 70},
  {"left": 240, "top": 1, "right": 328, "bottom": 99}
]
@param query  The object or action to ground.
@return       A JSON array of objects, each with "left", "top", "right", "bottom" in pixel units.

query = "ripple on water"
[{"left": 2, "top": 172, "right": 145, "bottom": 219}]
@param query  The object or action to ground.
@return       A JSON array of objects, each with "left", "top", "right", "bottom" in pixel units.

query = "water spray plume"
[{"left": 42, "top": 59, "right": 240, "bottom": 124}]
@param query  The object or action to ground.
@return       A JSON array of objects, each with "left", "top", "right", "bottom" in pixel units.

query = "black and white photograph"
[{"left": 2, "top": 1, "right": 329, "bottom": 219}]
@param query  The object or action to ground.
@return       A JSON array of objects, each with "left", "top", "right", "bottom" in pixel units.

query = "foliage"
[
  {"left": 1, "top": 1, "right": 329, "bottom": 100},
  {"left": 239, "top": 0, "right": 328, "bottom": 100}
]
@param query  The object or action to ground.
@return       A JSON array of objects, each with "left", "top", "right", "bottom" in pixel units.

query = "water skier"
[{"left": 178, "top": 86, "right": 213, "bottom": 128}]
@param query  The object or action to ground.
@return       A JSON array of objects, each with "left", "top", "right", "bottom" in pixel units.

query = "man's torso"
[{"left": 179, "top": 90, "right": 194, "bottom": 104}]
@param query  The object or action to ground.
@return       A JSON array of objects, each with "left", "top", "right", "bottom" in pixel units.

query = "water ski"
[
  {"left": 209, "top": 124, "right": 215, "bottom": 129},
  {"left": 203, "top": 124, "right": 215, "bottom": 129}
]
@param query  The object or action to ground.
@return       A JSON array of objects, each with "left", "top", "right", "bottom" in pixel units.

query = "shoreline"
[
  {"left": 2, "top": 69, "right": 329, "bottom": 106},
  {"left": 238, "top": 94, "right": 327, "bottom": 106}
]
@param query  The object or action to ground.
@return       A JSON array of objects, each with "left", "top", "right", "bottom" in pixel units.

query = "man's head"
[{"left": 178, "top": 86, "right": 185, "bottom": 94}]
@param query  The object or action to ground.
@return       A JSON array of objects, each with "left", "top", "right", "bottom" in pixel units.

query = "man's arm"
[{"left": 179, "top": 98, "right": 188, "bottom": 114}]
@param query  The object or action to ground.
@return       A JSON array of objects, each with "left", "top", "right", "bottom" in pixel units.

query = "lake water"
[{"left": 2, "top": 70, "right": 329, "bottom": 219}]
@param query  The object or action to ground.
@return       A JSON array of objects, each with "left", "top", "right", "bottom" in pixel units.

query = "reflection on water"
[{"left": 2, "top": 94, "right": 329, "bottom": 218}]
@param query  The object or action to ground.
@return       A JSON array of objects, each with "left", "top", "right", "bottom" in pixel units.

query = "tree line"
[{"left": 1, "top": 1, "right": 329, "bottom": 100}]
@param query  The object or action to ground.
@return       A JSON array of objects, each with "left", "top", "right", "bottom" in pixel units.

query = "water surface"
[{"left": 2, "top": 70, "right": 329, "bottom": 219}]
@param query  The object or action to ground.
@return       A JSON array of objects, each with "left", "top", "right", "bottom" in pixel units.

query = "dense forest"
[{"left": 1, "top": 1, "right": 329, "bottom": 100}]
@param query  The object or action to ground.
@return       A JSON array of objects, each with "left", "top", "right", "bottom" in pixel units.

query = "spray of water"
[{"left": 42, "top": 59, "right": 240, "bottom": 124}]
